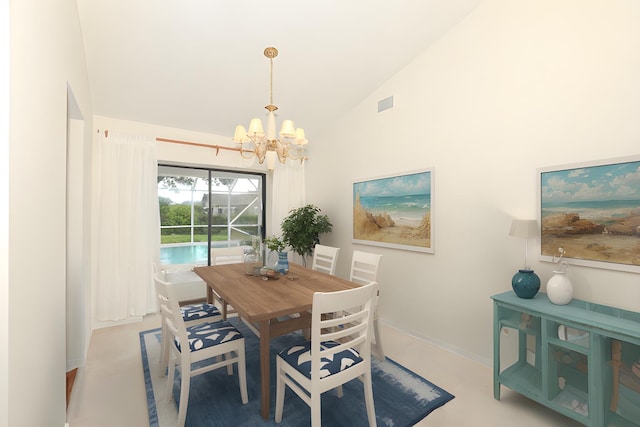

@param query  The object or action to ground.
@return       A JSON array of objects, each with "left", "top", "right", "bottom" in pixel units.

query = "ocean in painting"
[{"left": 358, "top": 193, "right": 430, "bottom": 223}]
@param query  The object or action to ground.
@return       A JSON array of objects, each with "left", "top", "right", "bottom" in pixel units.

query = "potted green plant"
[
  {"left": 264, "top": 235, "right": 286, "bottom": 252},
  {"left": 281, "top": 204, "right": 333, "bottom": 267}
]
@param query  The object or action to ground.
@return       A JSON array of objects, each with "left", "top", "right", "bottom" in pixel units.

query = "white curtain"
[
  {"left": 270, "top": 159, "right": 306, "bottom": 235},
  {"left": 95, "top": 132, "right": 159, "bottom": 322}
]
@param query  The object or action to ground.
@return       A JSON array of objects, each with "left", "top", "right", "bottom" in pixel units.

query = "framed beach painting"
[
  {"left": 538, "top": 155, "right": 640, "bottom": 273},
  {"left": 353, "top": 169, "right": 433, "bottom": 253}
]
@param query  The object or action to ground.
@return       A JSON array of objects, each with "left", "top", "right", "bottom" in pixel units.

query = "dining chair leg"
[
  {"left": 166, "top": 353, "right": 175, "bottom": 401},
  {"left": 238, "top": 348, "right": 249, "bottom": 404},
  {"left": 310, "top": 393, "right": 321, "bottom": 427},
  {"left": 177, "top": 358, "right": 191, "bottom": 427},
  {"left": 363, "top": 370, "right": 377, "bottom": 427},
  {"left": 160, "top": 328, "right": 170, "bottom": 374},
  {"left": 372, "top": 317, "right": 385, "bottom": 361},
  {"left": 222, "top": 353, "right": 233, "bottom": 375},
  {"left": 274, "top": 357, "right": 285, "bottom": 422}
]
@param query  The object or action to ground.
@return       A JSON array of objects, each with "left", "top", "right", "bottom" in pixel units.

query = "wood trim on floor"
[{"left": 66, "top": 368, "right": 78, "bottom": 409}]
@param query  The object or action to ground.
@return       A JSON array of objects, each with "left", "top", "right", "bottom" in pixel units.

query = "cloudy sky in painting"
[
  {"left": 541, "top": 160, "right": 640, "bottom": 202},
  {"left": 354, "top": 171, "right": 431, "bottom": 199}
]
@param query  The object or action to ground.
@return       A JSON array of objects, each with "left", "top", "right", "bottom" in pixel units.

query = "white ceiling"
[{"left": 77, "top": 0, "right": 481, "bottom": 140}]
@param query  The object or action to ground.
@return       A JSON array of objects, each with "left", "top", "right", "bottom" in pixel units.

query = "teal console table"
[{"left": 492, "top": 291, "right": 640, "bottom": 426}]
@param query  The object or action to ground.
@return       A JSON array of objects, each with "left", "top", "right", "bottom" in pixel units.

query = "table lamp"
[{"left": 509, "top": 219, "right": 540, "bottom": 299}]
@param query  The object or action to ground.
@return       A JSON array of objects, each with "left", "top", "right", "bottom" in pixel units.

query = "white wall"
[
  {"left": 8, "top": 0, "right": 92, "bottom": 425},
  {"left": 1, "top": 0, "right": 10, "bottom": 425},
  {"left": 307, "top": 0, "right": 640, "bottom": 365}
]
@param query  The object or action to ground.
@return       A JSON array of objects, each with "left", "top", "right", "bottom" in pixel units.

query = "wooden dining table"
[{"left": 193, "top": 262, "right": 359, "bottom": 419}]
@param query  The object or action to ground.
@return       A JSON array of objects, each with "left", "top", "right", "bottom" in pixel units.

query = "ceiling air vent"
[{"left": 377, "top": 96, "right": 393, "bottom": 113}]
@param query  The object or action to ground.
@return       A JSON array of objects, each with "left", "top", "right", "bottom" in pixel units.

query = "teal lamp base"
[{"left": 511, "top": 269, "right": 540, "bottom": 299}]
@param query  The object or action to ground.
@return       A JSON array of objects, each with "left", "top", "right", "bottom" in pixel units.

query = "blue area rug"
[{"left": 140, "top": 318, "right": 454, "bottom": 426}]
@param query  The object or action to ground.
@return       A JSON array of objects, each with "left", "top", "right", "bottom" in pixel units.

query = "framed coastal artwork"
[
  {"left": 353, "top": 169, "right": 433, "bottom": 253},
  {"left": 538, "top": 155, "right": 640, "bottom": 273}
]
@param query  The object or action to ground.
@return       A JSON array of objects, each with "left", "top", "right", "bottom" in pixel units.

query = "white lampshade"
[
  {"left": 509, "top": 219, "right": 538, "bottom": 238},
  {"left": 279, "top": 120, "right": 296, "bottom": 138},
  {"left": 294, "top": 128, "right": 308, "bottom": 145},
  {"left": 247, "top": 118, "right": 264, "bottom": 137},
  {"left": 233, "top": 125, "right": 248, "bottom": 143}
]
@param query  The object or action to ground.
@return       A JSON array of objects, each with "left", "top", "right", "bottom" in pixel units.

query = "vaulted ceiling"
[{"left": 77, "top": 0, "right": 481, "bottom": 141}]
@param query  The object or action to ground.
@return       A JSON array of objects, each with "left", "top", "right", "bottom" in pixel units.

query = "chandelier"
[{"left": 232, "top": 47, "right": 308, "bottom": 171}]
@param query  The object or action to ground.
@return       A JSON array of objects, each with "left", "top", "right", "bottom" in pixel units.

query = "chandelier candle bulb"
[{"left": 267, "top": 112, "right": 277, "bottom": 139}]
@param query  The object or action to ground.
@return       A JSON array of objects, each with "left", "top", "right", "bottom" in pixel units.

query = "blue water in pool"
[{"left": 160, "top": 244, "right": 209, "bottom": 265}]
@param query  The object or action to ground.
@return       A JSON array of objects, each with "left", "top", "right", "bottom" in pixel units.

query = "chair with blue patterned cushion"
[
  {"left": 350, "top": 251, "right": 385, "bottom": 361},
  {"left": 274, "top": 282, "right": 378, "bottom": 427},
  {"left": 155, "top": 275, "right": 248, "bottom": 427},
  {"left": 154, "top": 269, "right": 222, "bottom": 374}
]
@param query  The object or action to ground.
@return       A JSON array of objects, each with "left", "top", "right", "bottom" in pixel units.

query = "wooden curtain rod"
[
  {"left": 99, "top": 132, "right": 308, "bottom": 163},
  {"left": 156, "top": 137, "right": 250, "bottom": 156},
  {"left": 98, "top": 132, "right": 247, "bottom": 155}
]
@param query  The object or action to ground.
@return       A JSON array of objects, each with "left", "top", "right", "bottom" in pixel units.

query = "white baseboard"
[{"left": 380, "top": 318, "right": 492, "bottom": 368}]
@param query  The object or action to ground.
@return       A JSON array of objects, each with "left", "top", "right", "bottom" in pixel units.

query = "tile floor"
[{"left": 66, "top": 313, "right": 581, "bottom": 426}]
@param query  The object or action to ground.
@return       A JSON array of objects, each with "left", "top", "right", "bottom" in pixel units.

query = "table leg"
[
  {"left": 259, "top": 320, "right": 271, "bottom": 419},
  {"left": 221, "top": 299, "right": 228, "bottom": 320}
]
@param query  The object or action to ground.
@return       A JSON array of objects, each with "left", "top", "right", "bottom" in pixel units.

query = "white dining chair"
[
  {"left": 350, "top": 251, "right": 385, "bottom": 361},
  {"left": 155, "top": 275, "right": 248, "bottom": 427},
  {"left": 311, "top": 244, "right": 341, "bottom": 276},
  {"left": 274, "top": 282, "right": 378, "bottom": 427},
  {"left": 210, "top": 246, "right": 244, "bottom": 265},
  {"left": 209, "top": 246, "right": 244, "bottom": 316},
  {"left": 154, "top": 266, "right": 222, "bottom": 373}
]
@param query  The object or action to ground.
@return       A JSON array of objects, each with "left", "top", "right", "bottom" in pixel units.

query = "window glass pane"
[{"left": 158, "top": 165, "right": 264, "bottom": 266}]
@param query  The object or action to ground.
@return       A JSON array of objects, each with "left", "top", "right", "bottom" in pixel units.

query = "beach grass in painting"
[
  {"left": 353, "top": 170, "right": 432, "bottom": 253},
  {"left": 539, "top": 157, "right": 640, "bottom": 270}
]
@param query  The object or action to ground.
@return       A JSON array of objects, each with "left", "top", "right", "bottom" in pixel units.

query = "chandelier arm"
[
  {"left": 239, "top": 148, "right": 258, "bottom": 160},
  {"left": 286, "top": 152, "right": 304, "bottom": 161}
]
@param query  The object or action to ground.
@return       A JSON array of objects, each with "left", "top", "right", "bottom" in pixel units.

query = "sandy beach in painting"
[
  {"left": 353, "top": 194, "right": 430, "bottom": 248},
  {"left": 539, "top": 158, "right": 640, "bottom": 267},
  {"left": 541, "top": 207, "right": 640, "bottom": 266}
]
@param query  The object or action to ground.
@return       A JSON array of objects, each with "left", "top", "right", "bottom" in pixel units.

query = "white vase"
[
  {"left": 546, "top": 270, "right": 573, "bottom": 305},
  {"left": 266, "top": 250, "right": 279, "bottom": 269}
]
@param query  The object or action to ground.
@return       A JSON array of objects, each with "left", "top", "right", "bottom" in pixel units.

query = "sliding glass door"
[{"left": 157, "top": 165, "right": 265, "bottom": 266}]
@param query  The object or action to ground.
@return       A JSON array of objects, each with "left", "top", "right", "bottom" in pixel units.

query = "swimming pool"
[
  {"left": 160, "top": 243, "right": 246, "bottom": 265},
  {"left": 160, "top": 244, "right": 209, "bottom": 265}
]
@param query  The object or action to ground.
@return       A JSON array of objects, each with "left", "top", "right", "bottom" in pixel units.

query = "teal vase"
[
  {"left": 511, "top": 269, "right": 540, "bottom": 299},
  {"left": 276, "top": 251, "right": 289, "bottom": 275}
]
